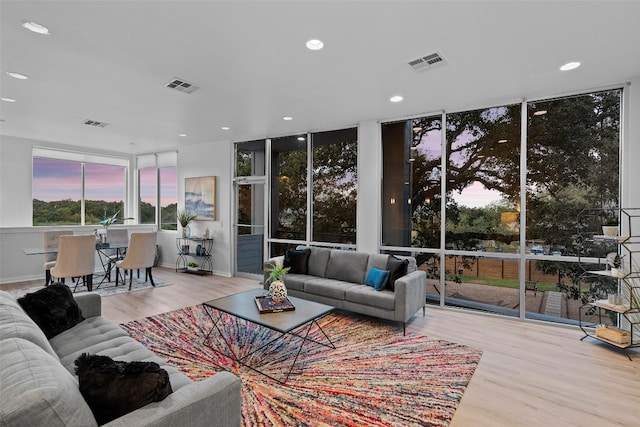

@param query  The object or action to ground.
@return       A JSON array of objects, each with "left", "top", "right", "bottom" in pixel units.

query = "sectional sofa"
[
  {"left": 0, "top": 289, "right": 241, "bottom": 427},
  {"left": 264, "top": 247, "right": 427, "bottom": 333}
]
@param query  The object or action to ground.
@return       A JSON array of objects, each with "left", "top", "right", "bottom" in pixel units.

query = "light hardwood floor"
[{"left": 3, "top": 267, "right": 639, "bottom": 426}]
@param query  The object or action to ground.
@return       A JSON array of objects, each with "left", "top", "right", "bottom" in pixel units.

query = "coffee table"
[{"left": 201, "top": 288, "right": 335, "bottom": 384}]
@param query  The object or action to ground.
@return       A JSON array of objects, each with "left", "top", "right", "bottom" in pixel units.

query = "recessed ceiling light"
[
  {"left": 178, "top": 133, "right": 187, "bottom": 137},
  {"left": 1, "top": 97, "right": 16, "bottom": 103},
  {"left": 390, "top": 95, "right": 403, "bottom": 103},
  {"left": 498, "top": 139, "right": 508, "bottom": 143},
  {"left": 412, "top": 126, "right": 422, "bottom": 132},
  {"left": 221, "top": 126, "right": 230, "bottom": 131},
  {"left": 282, "top": 116, "right": 293, "bottom": 121},
  {"left": 297, "top": 136, "right": 305, "bottom": 141},
  {"left": 22, "top": 21, "right": 50, "bottom": 35},
  {"left": 533, "top": 110, "right": 547, "bottom": 116},
  {"left": 6, "top": 72, "right": 28, "bottom": 80},
  {"left": 306, "top": 39, "right": 324, "bottom": 50},
  {"left": 560, "top": 62, "right": 581, "bottom": 71}
]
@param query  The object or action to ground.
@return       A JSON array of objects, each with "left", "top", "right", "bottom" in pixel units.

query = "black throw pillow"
[
  {"left": 17, "top": 283, "right": 85, "bottom": 339},
  {"left": 386, "top": 255, "right": 409, "bottom": 291},
  {"left": 283, "top": 248, "right": 311, "bottom": 274},
  {"left": 75, "top": 354, "right": 173, "bottom": 425}
]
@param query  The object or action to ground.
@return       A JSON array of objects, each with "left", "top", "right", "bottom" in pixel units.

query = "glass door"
[{"left": 235, "top": 178, "right": 266, "bottom": 277}]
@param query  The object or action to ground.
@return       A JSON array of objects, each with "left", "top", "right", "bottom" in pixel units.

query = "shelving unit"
[
  {"left": 176, "top": 237, "right": 213, "bottom": 275},
  {"left": 578, "top": 208, "right": 640, "bottom": 360}
]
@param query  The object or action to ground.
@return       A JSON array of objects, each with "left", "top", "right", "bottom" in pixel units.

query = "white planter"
[
  {"left": 610, "top": 268, "right": 625, "bottom": 278},
  {"left": 602, "top": 226, "right": 618, "bottom": 237}
]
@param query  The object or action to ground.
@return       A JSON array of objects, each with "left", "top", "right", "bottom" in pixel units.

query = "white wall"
[
  {"left": 177, "top": 140, "right": 232, "bottom": 277},
  {"left": 357, "top": 120, "right": 382, "bottom": 253}
]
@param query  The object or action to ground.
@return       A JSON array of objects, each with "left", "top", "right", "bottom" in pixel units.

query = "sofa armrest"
[
  {"left": 73, "top": 292, "right": 101, "bottom": 318},
  {"left": 263, "top": 255, "right": 285, "bottom": 285},
  {"left": 104, "top": 371, "right": 241, "bottom": 427},
  {"left": 393, "top": 270, "right": 427, "bottom": 323}
]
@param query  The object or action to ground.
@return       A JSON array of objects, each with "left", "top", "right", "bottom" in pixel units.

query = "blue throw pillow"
[{"left": 365, "top": 267, "right": 390, "bottom": 291}]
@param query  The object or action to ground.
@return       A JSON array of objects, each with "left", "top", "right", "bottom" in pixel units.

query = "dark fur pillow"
[
  {"left": 17, "top": 283, "right": 84, "bottom": 339},
  {"left": 75, "top": 354, "right": 173, "bottom": 425}
]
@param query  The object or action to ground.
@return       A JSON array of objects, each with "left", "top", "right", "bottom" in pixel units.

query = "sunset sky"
[{"left": 32, "top": 158, "right": 177, "bottom": 206}]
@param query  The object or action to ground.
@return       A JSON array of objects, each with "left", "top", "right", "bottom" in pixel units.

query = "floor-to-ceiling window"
[
  {"left": 269, "top": 127, "right": 358, "bottom": 257},
  {"left": 525, "top": 89, "right": 621, "bottom": 322},
  {"left": 311, "top": 128, "right": 357, "bottom": 244},
  {"left": 381, "top": 88, "right": 621, "bottom": 323}
]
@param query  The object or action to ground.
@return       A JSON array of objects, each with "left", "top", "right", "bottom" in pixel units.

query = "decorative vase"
[
  {"left": 183, "top": 225, "right": 191, "bottom": 238},
  {"left": 269, "top": 280, "right": 288, "bottom": 303}
]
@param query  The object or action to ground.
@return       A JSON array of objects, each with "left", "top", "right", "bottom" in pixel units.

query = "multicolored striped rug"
[{"left": 121, "top": 305, "right": 482, "bottom": 426}]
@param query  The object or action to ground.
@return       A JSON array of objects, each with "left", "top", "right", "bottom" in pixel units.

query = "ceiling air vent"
[
  {"left": 165, "top": 77, "right": 200, "bottom": 94},
  {"left": 408, "top": 52, "right": 446, "bottom": 72},
  {"left": 83, "top": 119, "right": 109, "bottom": 127}
]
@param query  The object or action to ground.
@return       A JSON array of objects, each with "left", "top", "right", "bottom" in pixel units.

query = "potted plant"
[
  {"left": 601, "top": 211, "right": 619, "bottom": 237},
  {"left": 177, "top": 210, "right": 197, "bottom": 237},
  {"left": 265, "top": 261, "right": 290, "bottom": 303},
  {"left": 187, "top": 261, "right": 199, "bottom": 272}
]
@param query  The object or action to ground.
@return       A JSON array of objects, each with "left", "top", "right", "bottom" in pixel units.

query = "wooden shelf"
[
  {"left": 585, "top": 334, "right": 634, "bottom": 349},
  {"left": 590, "top": 300, "right": 632, "bottom": 313}
]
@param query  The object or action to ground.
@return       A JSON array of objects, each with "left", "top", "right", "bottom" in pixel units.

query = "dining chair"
[
  {"left": 42, "top": 230, "right": 73, "bottom": 286},
  {"left": 103, "top": 228, "right": 129, "bottom": 281},
  {"left": 115, "top": 232, "right": 158, "bottom": 290},
  {"left": 50, "top": 234, "right": 97, "bottom": 292}
]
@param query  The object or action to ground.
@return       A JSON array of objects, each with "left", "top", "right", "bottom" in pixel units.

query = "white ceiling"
[{"left": 2, "top": 0, "right": 640, "bottom": 154}]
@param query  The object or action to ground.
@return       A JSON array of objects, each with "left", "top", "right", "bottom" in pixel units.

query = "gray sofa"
[
  {"left": 0, "top": 290, "right": 241, "bottom": 427},
  {"left": 264, "top": 248, "right": 426, "bottom": 333}
]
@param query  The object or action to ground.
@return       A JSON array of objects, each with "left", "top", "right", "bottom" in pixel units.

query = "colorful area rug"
[{"left": 121, "top": 305, "right": 482, "bottom": 426}]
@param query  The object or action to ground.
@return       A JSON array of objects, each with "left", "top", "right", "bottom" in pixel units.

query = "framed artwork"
[{"left": 185, "top": 176, "right": 216, "bottom": 220}]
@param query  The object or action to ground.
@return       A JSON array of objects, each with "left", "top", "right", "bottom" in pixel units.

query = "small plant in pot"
[
  {"left": 177, "top": 210, "right": 198, "bottom": 237},
  {"left": 607, "top": 252, "right": 625, "bottom": 278},
  {"left": 187, "top": 261, "right": 199, "bottom": 271},
  {"left": 265, "top": 262, "right": 290, "bottom": 303},
  {"left": 601, "top": 211, "right": 619, "bottom": 237}
]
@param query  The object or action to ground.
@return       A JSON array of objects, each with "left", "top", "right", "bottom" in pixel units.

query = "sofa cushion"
[
  {"left": 0, "top": 338, "right": 97, "bottom": 427},
  {"left": 304, "top": 278, "right": 359, "bottom": 300},
  {"left": 0, "top": 291, "right": 59, "bottom": 359},
  {"left": 281, "top": 274, "right": 314, "bottom": 292},
  {"left": 325, "top": 250, "right": 369, "bottom": 284},
  {"left": 17, "top": 283, "right": 85, "bottom": 339},
  {"left": 75, "top": 354, "right": 173, "bottom": 425},
  {"left": 50, "top": 316, "right": 192, "bottom": 391},
  {"left": 307, "top": 247, "right": 332, "bottom": 277},
  {"left": 366, "top": 253, "right": 390, "bottom": 272},
  {"left": 345, "top": 285, "right": 396, "bottom": 311},
  {"left": 365, "top": 267, "right": 390, "bottom": 291},
  {"left": 284, "top": 248, "right": 311, "bottom": 274},
  {"left": 386, "top": 256, "right": 409, "bottom": 291}
]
